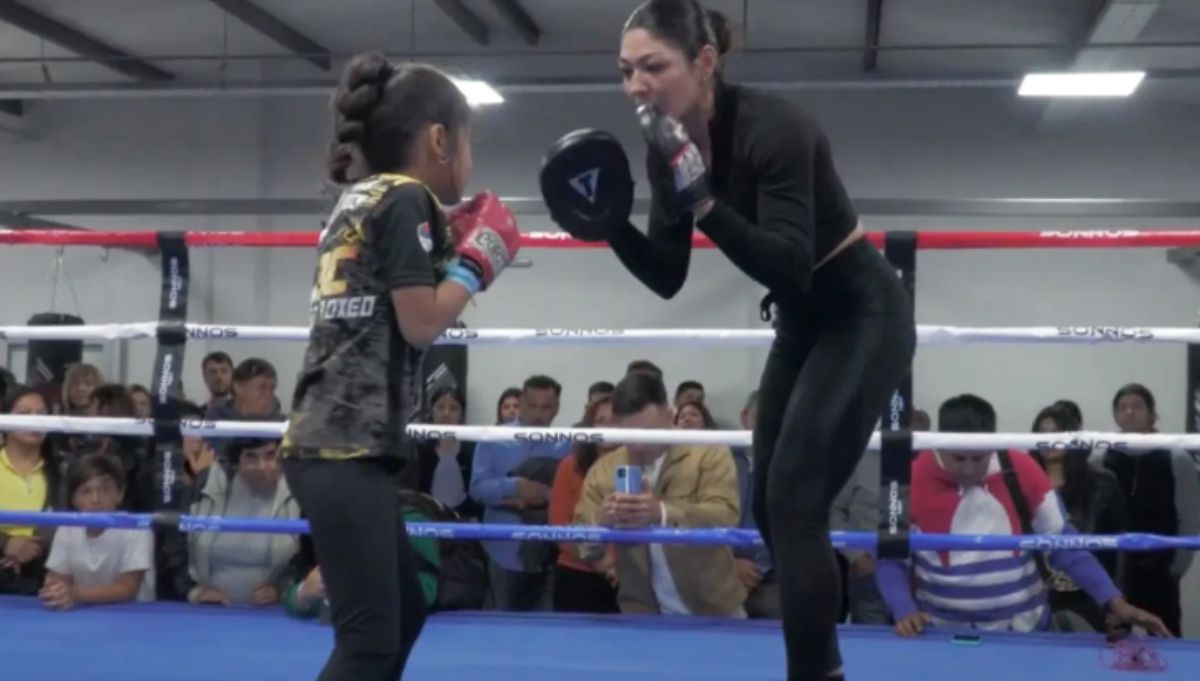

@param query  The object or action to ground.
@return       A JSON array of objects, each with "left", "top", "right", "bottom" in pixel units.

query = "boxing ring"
[{"left": 3, "top": 226, "right": 1200, "bottom": 680}]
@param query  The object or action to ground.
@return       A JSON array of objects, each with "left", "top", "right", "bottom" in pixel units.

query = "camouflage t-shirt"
[{"left": 283, "top": 174, "right": 452, "bottom": 460}]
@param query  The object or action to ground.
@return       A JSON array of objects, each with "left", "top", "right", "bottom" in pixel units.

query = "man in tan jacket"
[{"left": 574, "top": 371, "right": 745, "bottom": 617}]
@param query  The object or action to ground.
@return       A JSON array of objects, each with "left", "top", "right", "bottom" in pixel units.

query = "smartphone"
[
  {"left": 615, "top": 465, "right": 643, "bottom": 494},
  {"left": 952, "top": 633, "right": 982, "bottom": 646}
]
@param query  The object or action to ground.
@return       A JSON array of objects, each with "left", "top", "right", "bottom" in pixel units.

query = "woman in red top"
[{"left": 548, "top": 396, "right": 619, "bottom": 613}]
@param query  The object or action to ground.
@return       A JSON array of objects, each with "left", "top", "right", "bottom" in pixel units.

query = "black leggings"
[
  {"left": 284, "top": 457, "right": 428, "bottom": 681},
  {"left": 752, "top": 240, "right": 915, "bottom": 681}
]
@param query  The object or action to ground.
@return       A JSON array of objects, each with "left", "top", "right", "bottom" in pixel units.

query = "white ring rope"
[
  {"left": 0, "top": 323, "right": 1187, "bottom": 345},
  {"left": 0, "top": 414, "right": 1190, "bottom": 453}
]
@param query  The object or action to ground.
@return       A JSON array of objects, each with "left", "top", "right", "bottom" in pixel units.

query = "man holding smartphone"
[{"left": 574, "top": 371, "right": 745, "bottom": 617}]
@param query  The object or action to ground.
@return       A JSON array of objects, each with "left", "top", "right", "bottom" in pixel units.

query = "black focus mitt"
[{"left": 539, "top": 129, "right": 634, "bottom": 242}]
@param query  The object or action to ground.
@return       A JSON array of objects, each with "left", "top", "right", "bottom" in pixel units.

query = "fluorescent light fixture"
[
  {"left": 1018, "top": 71, "right": 1145, "bottom": 98},
  {"left": 453, "top": 79, "right": 504, "bottom": 106}
]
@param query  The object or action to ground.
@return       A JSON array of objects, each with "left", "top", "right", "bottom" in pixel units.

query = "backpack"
[{"left": 399, "top": 491, "right": 489, "bottom": 612}]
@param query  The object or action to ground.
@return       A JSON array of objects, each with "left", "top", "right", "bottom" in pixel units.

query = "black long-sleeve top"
[{"left": 609, "top": 81, "right": 858, "bottom": 301}]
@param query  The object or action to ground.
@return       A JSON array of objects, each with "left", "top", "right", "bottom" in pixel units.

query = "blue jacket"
[
  {"left": 469, "top": 421, "right": 569, "bottom": 571},
  {"left": 732, "top": 446, "right": 773, "bottom": 577}
]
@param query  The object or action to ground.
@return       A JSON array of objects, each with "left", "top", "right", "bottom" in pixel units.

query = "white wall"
[{"left": 2, "top": 84, "right": 1199, "bottom": 634}]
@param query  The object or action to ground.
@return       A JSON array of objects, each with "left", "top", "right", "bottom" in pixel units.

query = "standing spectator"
[
  {"left": 495, "top": 387, "right": 521, "bottom": 425},
  {"left": 470, "top": 375, "right": 570, "bottom": 611},
  {"left": 201, "top": 352, "right": 234, "bottom": 410},
  {"left": 875, "top": 394, "right": 1167, "bottom": 637},
  {"left": 1100, "top": 383, "right": 1200, "bottom": 637},
  {"left": 40, "top": 453, "right": 155, "bottom": 610},
  {"left": 674, "top": 400, "right": 717, "bottom": 430},
  {"left": 187, "top": 438, "right": 299, "bottom": 606},
  {"left": 416, "top": 387, "right": 481, "bottom": 521},
  {"left": 575, "top": 371, "right": 744, "bottom": 617},
  {"left": 0, "top": 387, "right": 63, "bottom": 595},
  {"left": 549, "top": 395, "right": 619, "bottom": 613},
  {"left": 731, "top": 391, "right": 780, "bottom": 619},
  {"left": 205, "top": 358, "right": 284, "bottom": 465},
  {"left": 62, "top": 363, "right": 103, "bottom": 416},
  {"left": 1030, "top": 403, "right": 1129, "bottom": 632},
  {"left": 127, "top": 385, "right": 152, "bottom": 419},
  {"left": 674, "top": 380, "right": 705, "bottom": 410}
]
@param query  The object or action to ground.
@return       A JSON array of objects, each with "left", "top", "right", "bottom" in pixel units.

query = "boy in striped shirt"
[{"left": 875, "top": 394, "right": 1168, "bottom": 637}]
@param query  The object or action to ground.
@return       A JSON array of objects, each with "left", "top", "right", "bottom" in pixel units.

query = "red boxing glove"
[{"left": 444, "top": 192, "right": 521, "bottom": 294}]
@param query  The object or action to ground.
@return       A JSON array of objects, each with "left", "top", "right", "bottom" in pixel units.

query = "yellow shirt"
[{"left": 0, "top": 448, "right": 47, "bottom": 538}]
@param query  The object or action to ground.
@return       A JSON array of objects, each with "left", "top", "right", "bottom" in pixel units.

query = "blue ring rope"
[{"left": 2, "top": 510, "right": 1198, "bottom": 552}]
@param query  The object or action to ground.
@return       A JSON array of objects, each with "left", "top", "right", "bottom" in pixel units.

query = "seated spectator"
[
  {"left": 40, "top": 453, "right": 154, "bottom": 610},
  {"left": 178, "top": 401, "right": 217, "bottom": 487},
  {"left": 1052, "top": 399, "right": 1084, "bottom": 427},
  {"left": 416, "top": 387, "right": 482, "bottom": 521},
  {"left": 911, "top": 408, "right": 931, "bottom": 432},
  {"left": 549, "top": 395, "right": 620, "bottom": 613},
  {"left": 205, "top": 358, "right": 284, "bottom": 465},
  {"left": 150, "top": 401, "right": 216, "bottom": 603},
  {"left": 495, "top": 387, "right": 521, "bottom": 425},
  {"left": 625, "top": 359, "right": 663, "bottom": 381},
  {"left": 1030, "top": 403, "right": 1129, "bottom": 632},
  {"left": 62, "top": 363, "right": 103, "bottom": 416},
  {"left": 575, "top": 381, "right": 615, "bottom": 426},
  {"left": 830, "top": 417, "right": 889, "bottom": 625},
  {"left": 674, "top": 380, "right": 705, "bottom": 410},
  {"left": 127, "top": 385, "right": 152, "bottom": 419},
  {"left": 187, "top": 438, "right": 300, "bottom": 606},
  {"left": 201, "top": 351, "right": 234, "bottom": 411},
  {"left": 284, "top": 490, "right": 486, "bottom": 620},
  {"left": 470, "top": 375, "right": 571, "bottom": 611},
  {"left": 575, "top": 372, "right": 744, "bottom": 617},
  {"left": 1101, "top": 383, "right": 1200, "bottom": 637},
  {"left": 64, "top": 384, "right": 153, "bottom": 512},
  {"left": 730, "top": 391, "right": 779, "bottom": 619},
  {"left": 0, "top": 387, "right": 63, "bottom": 595},
  {"left": 674, "top": 400, "right": 717, "bottom": 430},
  {"left": 875, "top": 394, "right": 1168, "bottom": 638},
  {"left": 587, "top": 381, "right": 614, "bottom": 408}
]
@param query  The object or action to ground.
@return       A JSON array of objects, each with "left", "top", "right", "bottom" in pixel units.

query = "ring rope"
[
  {"left": 0, "top": 509, "right": 1196, "bottom": 552},
  {"left": 0, "top": 323, "right": 1185, "bottom": 345},
  {"left": 0, "top": 414, "right": 1192, "bottom": 452},
  {"left": 5, "top": 228, "right": 1200, "bottom": 250}
]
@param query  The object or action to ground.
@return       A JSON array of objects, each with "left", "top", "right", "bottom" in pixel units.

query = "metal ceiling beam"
[
  {"left": 5, "top": 197, "right": 1200, "bottom": 218},
  {"left": 0, "top": 0, "right": 173, "bottom": 81},
  {"left": 0, "top": 211, "right": 84, "bottom": 229},
  {"left": 208, "top": 0, "right": 331, "bottom": 71},
  {"left": 434, "top": 0, "right": 490, "bottom": 46},
  {"left": 863, "top": 0, "right": 884, "bottom": 72},
  {"left": 1037, "top": 0, "right": 1166, "bottom": 129},
  {"left": 489, "top": 0, "right": 540, "bottom": 46},
  {"left": 0, "top": 68, "right": 1197, "bottom": 100}
]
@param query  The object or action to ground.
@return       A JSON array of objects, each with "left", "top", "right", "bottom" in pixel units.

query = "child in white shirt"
[{"left": 40, "top": 453, "right": 154, "bottom": 610}]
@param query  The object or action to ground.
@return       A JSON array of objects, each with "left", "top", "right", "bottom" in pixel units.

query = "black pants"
[
  {"left": 552, "top": 564, "right": 620, "bottom": 614},
  {"left": 1124, "top": 565, "right": 1182, "bottom": 637},
  {"left": 284, "top": 458, "right": 428, "bottom": 681},
  {"left": 753, "top": 240, "right": 915, "bottom": 681}
]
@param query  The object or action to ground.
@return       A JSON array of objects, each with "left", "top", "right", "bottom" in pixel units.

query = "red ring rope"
[{"left": 2, "top": 228, "right": 1200, "bottom": 250}]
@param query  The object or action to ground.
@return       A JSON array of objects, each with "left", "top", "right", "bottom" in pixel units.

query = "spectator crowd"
[{"left": 1, "top": 350, "right": 1198, "bottom": 641}]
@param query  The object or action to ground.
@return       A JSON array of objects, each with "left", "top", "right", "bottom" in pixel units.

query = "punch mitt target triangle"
[{"left": 539, "top": 128, "right": 634, "bottom": 242}]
